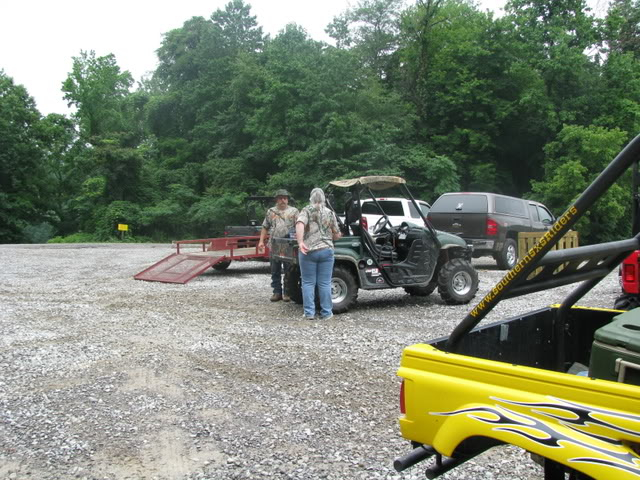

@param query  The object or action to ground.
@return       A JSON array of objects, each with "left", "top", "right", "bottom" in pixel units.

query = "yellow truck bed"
[{"left": 398, "top": 321, "right": 640, "bottom": 479}]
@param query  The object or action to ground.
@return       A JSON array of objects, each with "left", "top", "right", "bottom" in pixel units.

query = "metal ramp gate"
[
  {"left": 134, "top": 252, "right": 227, "bottom": 284},
  {"left": 134, "top": 236, "right": 269, "bottom": 284}
]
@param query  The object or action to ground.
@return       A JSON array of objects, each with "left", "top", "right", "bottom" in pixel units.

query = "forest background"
[{"left": 2, "top": 0, "right": 640, "bottom": 245}]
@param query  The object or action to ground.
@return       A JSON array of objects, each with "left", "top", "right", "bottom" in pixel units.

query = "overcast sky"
[{"left": 1, "top": 0, "right": 606, "bottom": 117}]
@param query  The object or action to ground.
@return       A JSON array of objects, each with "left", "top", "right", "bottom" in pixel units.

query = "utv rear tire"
[
  {"left": 285, "top": 266, "right": 303, "bottom": 304},
  {"left": 438, "top": 258, "right": 479, "bottom": 305},
  {"left": 614, "top": 293, "right": 640, "bottom": 311},
  {"left": 331, "top": 265, "right": 358, "bottom": 313},
  {"left": 404, "top": 281, "right": 437, "bottom": 297},
  {"left": 212, "top": 260, "right": 231, "bottom": 271},
  {"left": 496, "top": 238, "right": 518, "bottom": 270}
]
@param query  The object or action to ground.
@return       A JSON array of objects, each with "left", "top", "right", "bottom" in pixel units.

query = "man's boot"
[{"left": 270, "top": 293, "right": 283, "bottom": 302}]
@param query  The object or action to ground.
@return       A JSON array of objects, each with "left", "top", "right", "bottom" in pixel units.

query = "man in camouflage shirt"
[{"left": 258, "top": 189, "right": 299, "bottom": 302}]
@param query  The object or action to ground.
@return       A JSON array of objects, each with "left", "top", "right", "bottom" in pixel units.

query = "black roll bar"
[{"left": 446, "top": 133, "right": 640, "bottom": 353}]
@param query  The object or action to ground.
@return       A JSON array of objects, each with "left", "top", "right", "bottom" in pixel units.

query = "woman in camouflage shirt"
[{"left": 295, "top": 188, "right": 342, "bottom": 319}]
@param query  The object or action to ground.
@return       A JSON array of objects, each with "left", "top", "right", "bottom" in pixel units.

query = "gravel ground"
[{"left": 0, "top": 243, "right": 621, "bottom": 480}]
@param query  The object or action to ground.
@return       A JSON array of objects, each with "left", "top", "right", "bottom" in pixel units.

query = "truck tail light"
[
  {"left": 623, "top": 263, "right": 637, "bottom": 283},
  {"left": 361, "top": 216, "right": 369, "bottom": 232},
  {"left": 400, "top": 379, "right": 406, "bottom": 414},
  {"left": 621, "top": 251, "right": 640, "bottom": 294},
  {"left": 486, "top": 219, "right": 498, "bottom": 236}
]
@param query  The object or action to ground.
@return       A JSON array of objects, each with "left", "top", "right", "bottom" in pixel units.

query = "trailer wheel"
[
  {"left": 212, "top": 260, "right": 231, "bottom": 271},
  {"left": 331, "top": 265, "right": 358, "bottom": 313},
  {"left": 404, "top": 281, "right": 437, "bottom": 297},
  {"left": 496, "top": 238, "right": 517, "bottom": 270},
  {"left": 614, "top": 293, "right": 640, "bottom": 310},
  {"left": 438, "top": 258, "right": 479, "bottom": 305},
  {"left": 285, "top": 266, "right": 303, "bottom": 304}
]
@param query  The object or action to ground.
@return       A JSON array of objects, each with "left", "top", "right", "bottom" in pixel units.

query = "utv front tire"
[
  {"left": 404, "top": 281, "right": 437, "bottom": 297},
  {"left": 331, "top": 265, "right": 358, "bottom": 313},
  {"left": 496, "top": 238, "right": 518, "bottom": 270},
  {"left": 438, "top": 258, "right": 479, "bottom": 305}
]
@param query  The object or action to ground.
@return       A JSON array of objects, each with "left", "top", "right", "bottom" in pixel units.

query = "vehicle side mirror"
[{"left": 542, "top": 218, "right": 553, "bottom": 226}]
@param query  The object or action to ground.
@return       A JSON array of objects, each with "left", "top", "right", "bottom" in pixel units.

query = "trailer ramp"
[
  {"left": 134, "top": 252, "right": 229, "bottom": 284},
  {"left": 134, "top": 236, "right": 268, "bottom": 284}
]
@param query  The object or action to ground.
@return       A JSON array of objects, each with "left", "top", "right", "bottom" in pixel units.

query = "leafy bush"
[
  {"left": 48, "top": 232, "right": 98, "bottom": 243},
  {"left": 22, "top": 222, "right": 56, "bottom": 244}
]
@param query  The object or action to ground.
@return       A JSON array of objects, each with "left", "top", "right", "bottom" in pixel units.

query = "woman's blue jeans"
[{"left": 298, "top": 248, "right": 335, "bottom": 318}]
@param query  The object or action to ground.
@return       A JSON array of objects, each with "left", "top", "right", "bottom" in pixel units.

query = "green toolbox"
[{"left": 589, "top": 308, "right": 640, "bottom": 386}]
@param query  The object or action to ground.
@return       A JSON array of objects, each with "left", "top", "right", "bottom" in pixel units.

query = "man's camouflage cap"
[{"left": 274, "top": 189, "right": 291, "bottom": 198}]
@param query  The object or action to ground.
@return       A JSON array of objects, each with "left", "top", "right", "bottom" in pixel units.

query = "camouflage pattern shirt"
[
  {"left": 297, "top": 204, "right": 340, "bottom": 252},
  {"left": 262, "top": 205, "right": 299, "bottom": 247}
]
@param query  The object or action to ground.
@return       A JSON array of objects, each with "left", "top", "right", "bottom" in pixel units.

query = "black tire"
[
  {"left": 404, "top": 281, "right": 437, "bottom": 297},
  {"left": 285, "top": 265, "right": 303, "bottom": 304},
  {"left": 437, "top": 258, "right": 479, "bottom": 305},
  {"left": 212, "top": 260, "right": 231, "bottom": 271},
  {"left": 614, "top": 293, "right": 640, "bottom": 311},
  {"left": 331, "top": 265, "right": 358, "bottom": 313},
  {"left": 496, "top": 238, "right": 518, "bottom": 270}
]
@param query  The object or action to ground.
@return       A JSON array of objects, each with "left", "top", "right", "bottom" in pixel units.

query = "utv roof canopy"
[{"left": 329, "top": 176, "right": 406, "bottom": 191}]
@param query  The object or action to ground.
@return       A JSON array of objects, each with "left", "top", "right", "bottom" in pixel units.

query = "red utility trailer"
[{"left": 134, "top": 235, "right": 269, "bottom": 284}]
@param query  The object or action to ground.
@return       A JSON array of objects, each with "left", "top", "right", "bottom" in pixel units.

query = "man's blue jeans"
[
  {"left": 298, "top": 248, "right": 335, "bottom": 318},
  {"left": 270, "top": 259, "right": 289, "bottom": 295}
]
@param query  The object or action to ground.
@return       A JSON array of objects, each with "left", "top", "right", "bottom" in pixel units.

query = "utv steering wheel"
[{"left": 373, "top": 217, "right": 390, "bottom": 235}]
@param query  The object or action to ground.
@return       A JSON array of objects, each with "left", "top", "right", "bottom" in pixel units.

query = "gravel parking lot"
[{"left": 0, "top": 243, "right": 621, "bottom": 480}]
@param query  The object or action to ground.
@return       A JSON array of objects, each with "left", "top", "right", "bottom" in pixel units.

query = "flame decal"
[{"left": 431, "top": 397, "right": 640, "bottom": 477}]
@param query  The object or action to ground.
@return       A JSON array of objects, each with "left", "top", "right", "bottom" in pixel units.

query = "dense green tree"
[
  {"left": 241, "top": 24, "right": 417, "bottom": 197},
  {"left": 62, "top": 50, "right": 134, "bottom": 139},
  {"left": 0, "top": 71, "right": 48, "bottom": 242},
  {"left": 503, "top": 0, "right": 601, "bottom": 125},
  {"left": 326, "top": 0, "right": 403, "bottom": 80},
  {"left": 38, "top": 113, "right": 82, "bottom": 235},
  {"left": 603, "top": 0, "right": 640, "bottom": 58},
  {"left": 397, "top": 2, "right": 515, "bottom": 190},
  {"left": 531, "top": 125, "right": 629, "bottom": 243},
  {"left": 595, "top": 1, "right": 640, "bottom": 136},
  {"left": 62, "top": 51, "right": 145, "bottom": 239}
]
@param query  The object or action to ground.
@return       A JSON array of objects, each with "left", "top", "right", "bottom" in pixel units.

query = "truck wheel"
[
  {"left": 437, "top": 258, "right": 479, "bottom": 305},
  {"left": 404, "top": 281, "right": 437, "bottom": 297},
  {"left": 496, "top": 238, "right": 518, "bottom": 270},
  {"left": 614, "top": 293, "right": 640, "bottom": 310},
  {"left": 331, "top": 265, "right": 358, "bottom": 313},
  {"left": 212, "top": 260, "right": 231, "bottom": 271},
  {"left": 285, "top": 266, "right": 303, "bottom": 304}
]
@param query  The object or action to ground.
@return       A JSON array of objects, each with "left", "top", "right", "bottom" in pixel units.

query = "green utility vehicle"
[{"left": 271, "top": 176, "right": 479, "bottom": 313}]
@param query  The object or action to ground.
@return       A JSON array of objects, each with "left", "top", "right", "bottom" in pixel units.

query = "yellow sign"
[{"left": 117, "top": 224, "right": 129, "bottom": 232}]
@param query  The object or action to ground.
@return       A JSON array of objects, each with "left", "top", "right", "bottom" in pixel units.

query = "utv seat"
[{"left": 362, "top": 228, "right": 398, "bottom": 261}]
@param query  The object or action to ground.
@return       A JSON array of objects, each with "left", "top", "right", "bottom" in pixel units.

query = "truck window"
[
  {"left": 408, "top": 202, "right": 420, "bottom": 218},
  {"left": 431, "top": 194, "right": 487, "bottom": 213},
  {"left": 361, "top": 202, "right": 381, "bottom": 214},
  {"left": 494, "top": 196, "right": 526, "bottom": 217},
  {"left": 362, "top": 200, "right": 404, "bottom": 216},
  {"left": 528, "top": 204, "right": 540, "bottom": 222},
  {"left": 537, "top": 205, "right": 554, "bottom": 223}
]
